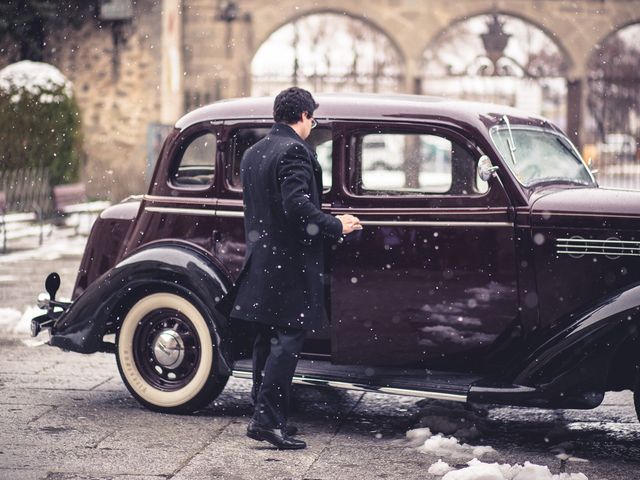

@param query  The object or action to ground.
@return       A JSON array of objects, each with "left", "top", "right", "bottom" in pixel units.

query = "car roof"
[{"left": 175, "top": 92, "right": 548, "bottom": 132}]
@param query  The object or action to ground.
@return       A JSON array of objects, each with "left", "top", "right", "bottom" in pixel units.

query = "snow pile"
[
  {"left": 408, "top": 400, "right": 588, "bottom": 480},
  {"left": 0, "top": 60, "right": 73, "bottom": 103},
  {"left": 429, "top": 458, "right": 588, "bottom": 480},
  {"left": 417, "top": 430, "right": 495, "bottom": 459}
]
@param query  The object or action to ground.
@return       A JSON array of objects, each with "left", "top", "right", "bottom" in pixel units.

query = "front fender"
[
  {"left": 49, "top": 242, "right": 235, "bottom": 375},
  {"left": 512, "top": 283, "right": 640, "bottom": 395}
]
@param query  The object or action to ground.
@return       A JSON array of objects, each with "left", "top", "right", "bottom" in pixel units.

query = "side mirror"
[{"left": 477, "top": 155, "right": 499, "bottom": 181}]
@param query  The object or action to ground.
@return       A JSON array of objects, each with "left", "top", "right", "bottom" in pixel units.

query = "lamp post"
[{"left": 99, "top": 0, "right": 133, "bottom": 78}]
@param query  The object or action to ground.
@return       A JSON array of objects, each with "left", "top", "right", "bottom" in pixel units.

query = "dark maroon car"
[{"left": 32, "top": 94, "right": 640, "bottom": 419}]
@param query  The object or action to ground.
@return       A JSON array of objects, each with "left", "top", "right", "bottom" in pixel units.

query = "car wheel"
[{"left": 116, "top": 292, "right": 228, "bottom": 414}]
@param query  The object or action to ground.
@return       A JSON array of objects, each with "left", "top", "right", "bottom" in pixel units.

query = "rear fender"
[{"left": 49, "top": 242, "right": 237, "bottom": 376}]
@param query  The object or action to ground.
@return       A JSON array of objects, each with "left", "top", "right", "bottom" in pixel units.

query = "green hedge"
[{"left": 0, "top": 64, "right": 82, "bottom": 186}]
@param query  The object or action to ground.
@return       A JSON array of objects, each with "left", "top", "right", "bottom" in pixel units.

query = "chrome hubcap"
[{"left": 152, "top": 329, "right": 185, "bottom": 368}]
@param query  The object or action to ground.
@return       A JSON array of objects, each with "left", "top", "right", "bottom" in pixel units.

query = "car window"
[
  {"left": 227, "top": 127, "right": 270, "bottom": 188},
  {"left": 351, "top": 132, "right": 487, "bottom": 196},
  {"left": 307, "top": 128, "right": 332, "bottom": 189},
  {"left": 227, "top": 126, "right": 332, "bottom": 191},
  {"left": 490, "top": 127, "right": 594, "bottom": 187},
  {"left": 171, "top": 132, "right": 217, "bottom": 187}
]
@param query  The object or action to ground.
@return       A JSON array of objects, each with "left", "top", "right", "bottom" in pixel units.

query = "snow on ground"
[
  {"left": 436, "top": 458, "right": 588, "bottom": 480},
  {"left": 406, "top": 400, "right": 589, "bottom": 479},
  {"left": 0, "top": 304, "right": 51, "bottom": 335},
  {"left": 0, "top": 212, "right": 96, "bottom": 263},
  {"left": 0, "top": 307, "right": 22, "bottom": 329},
  {"left": 0, "top": 231, "right": 88, "bottom": 263}
]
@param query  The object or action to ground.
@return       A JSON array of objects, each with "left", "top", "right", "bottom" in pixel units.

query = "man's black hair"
[{"left": 273, "top": 87, "right": 319, "bottom": 124}]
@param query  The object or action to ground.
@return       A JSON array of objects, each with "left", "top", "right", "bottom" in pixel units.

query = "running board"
[{"left": 232, "top": 359, "right": 480, "bottom": 403}]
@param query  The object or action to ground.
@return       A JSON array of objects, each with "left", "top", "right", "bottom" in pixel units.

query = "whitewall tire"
[{"left": 116, "top": 292, "right": 227, "bottom": 413}]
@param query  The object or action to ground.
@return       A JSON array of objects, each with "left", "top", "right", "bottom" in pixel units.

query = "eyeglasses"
[{"left": 305, "top": 112, "right": 317, "bottom": 129}]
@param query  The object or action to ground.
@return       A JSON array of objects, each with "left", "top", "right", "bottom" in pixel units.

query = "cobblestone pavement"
[{"left": 1, "top": 235, "right": 640, "bottom": 479}]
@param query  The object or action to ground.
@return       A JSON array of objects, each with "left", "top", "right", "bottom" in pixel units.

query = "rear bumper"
[{"left": 30, "top": 295, "right": 72, "bottom": 339}]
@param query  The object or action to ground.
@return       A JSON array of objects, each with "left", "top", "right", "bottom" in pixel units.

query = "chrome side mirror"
[{"left": 477, "top": 155, "right": 499, "bottom": 181}]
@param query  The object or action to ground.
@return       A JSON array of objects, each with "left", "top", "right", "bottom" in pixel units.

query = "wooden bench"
[
  {"left": 0, "top": 190, "right": 45, "bottom": 253},
  {"left": 52, "top": 183, "right": 111, "bottom": 234}
]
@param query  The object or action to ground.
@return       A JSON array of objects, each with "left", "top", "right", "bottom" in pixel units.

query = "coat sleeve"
[{"left": 277, "top": 144, "right": 343, "bottom": 243}]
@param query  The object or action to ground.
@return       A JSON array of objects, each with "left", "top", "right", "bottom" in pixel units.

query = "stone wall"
[{"left": 0, "top": 0, "right": 163, "bottom": 202}]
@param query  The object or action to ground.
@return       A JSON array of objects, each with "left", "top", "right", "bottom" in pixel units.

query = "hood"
[{"left": 530, "top": 187, "right": 640, "bottom": 230}]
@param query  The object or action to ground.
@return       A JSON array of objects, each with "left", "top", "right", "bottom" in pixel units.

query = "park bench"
[
  {"left": 52, "top": 182, "right": 111, "bottom": 235},
  {"left": 0, "top": 190, "right": 45, "bottom": 253}
]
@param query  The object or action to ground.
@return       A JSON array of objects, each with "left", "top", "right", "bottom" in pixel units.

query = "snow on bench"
[
  {"left": 52, "top": 183, "right": 110, "bottom": 234},
  {"left": 0, "top": 190, "right": 45, "bottom": 253}
]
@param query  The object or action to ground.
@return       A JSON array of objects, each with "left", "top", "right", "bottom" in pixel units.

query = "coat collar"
[
  {"left": 270, "top": 123, "right": 318, "bottom": 161},
  {"left": 270, "top": 122, "right": 302, "bottom": 141}
]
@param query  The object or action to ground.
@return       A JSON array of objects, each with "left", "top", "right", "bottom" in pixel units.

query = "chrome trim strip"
[
  {"left": 145, "top": 206, "right": 217, "bottom": 216},
  {"left": 557, "top": 238, "right": 640, "bottom": 257},
  {"left": 558, "top": 250, "right": 640, "bottom": 257},
  {"left": 557, "top": 245, "right": 640, "bottom": 251},
  {"left": 145, "top": 205, "right": 511, "bottom": 229},
  {"left": 231, "top": 370, "right": 467, "bottom": 402},
  {"left": 558, "top": 238, "right": 640, "bottom": 245},
  {"left": 216, "top": 210, "right": 244, "bottom": 218},
  {"left": 359, "top": 220, "right": 513, "bottom": 228}
]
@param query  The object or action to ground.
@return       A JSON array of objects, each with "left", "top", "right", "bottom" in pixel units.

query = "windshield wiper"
[
  {"left": 527, "top": 176, "right": 593, "bottom": 187},
  {"left": 501, "top": 115, "right": 517, "bottom": 165}
]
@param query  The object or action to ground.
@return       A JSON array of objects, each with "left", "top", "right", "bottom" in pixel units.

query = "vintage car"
[{"left": 31, "top": 94, "right": 640, "bottom": 421}]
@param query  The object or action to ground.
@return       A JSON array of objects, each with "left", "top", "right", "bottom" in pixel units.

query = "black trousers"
[{"left": 250, "top": 322, "right": 306, "bottom": 429}]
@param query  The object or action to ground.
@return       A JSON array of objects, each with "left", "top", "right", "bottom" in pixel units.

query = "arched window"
[
  {"left": 251, "top": 13, "right": 403, "bottom": 95},
  {"left": 586, "top": 23, "right": 640, "bottom": 189},
  {"left": 422, "top": 13, "right": 569, "bottom": 128},
  {"left": 587, "top": 24, "right": 640, "bottom": 145}
]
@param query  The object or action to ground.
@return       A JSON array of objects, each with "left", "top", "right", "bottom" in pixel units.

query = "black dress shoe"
[
  {"left": 248, "top": 420, "right": 298, "bottom": 436},
  {"left": 246, "top": 422, "right": 306, "bottom": 450}
]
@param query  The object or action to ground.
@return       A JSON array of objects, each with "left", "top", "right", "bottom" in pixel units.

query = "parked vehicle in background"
[
  {"left": 597, "top": 133, "right": 637, "bottom": 161},
  {"left": 31, "top": 94, "right": 640, "bottom": 425}
]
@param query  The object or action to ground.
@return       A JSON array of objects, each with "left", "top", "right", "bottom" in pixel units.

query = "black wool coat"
[{"left": 222, "top": 123, "right": 342, "bottom": 331}]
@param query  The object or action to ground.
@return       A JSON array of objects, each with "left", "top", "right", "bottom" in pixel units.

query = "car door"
[
  {"left": 329, "top": 122, "right": 519, "bottom": 370},
  {"left": 215, "top": 121, "right": 335, "bottom": 356}
]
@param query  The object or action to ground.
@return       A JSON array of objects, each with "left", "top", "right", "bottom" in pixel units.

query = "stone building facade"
[{"left": 1, "top": 0, "right": 639, "bottom": 200}]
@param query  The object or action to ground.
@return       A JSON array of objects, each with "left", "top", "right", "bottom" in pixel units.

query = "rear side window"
[
  {"left": 226, "top": 128, "right": 270, "bottom": 188},
  {"left": 226, "top": 126, "right": 333, "bottom": 191},
  {"left": 172, "top": 132, "right": 217, "bottom": 187}
]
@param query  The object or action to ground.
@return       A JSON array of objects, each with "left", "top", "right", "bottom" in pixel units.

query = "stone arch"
[
  {"left": 249, "top": 8, "right": 407, "bottom": 67},
  {"left": 585, "top": 22, "right": 640, "bottom": 145},
  {"left": 250, "top": 10, "right": 405, "bottom": 95},
  {"left": 419, "top": 10, "right": 572, "bottom": 130},
  {"left": 422, "top": 9, "right": 573, "bottom": 78},
  {"left": 591, "top": 19, "right": 640, "bottom": 54}
]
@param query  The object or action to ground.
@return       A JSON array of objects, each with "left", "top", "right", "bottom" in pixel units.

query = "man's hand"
[{"left": 336, "top": 214, "right": 362, "bottom": 234}]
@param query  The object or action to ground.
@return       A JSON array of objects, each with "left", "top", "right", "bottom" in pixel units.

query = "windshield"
[{"left": 490, "top": 127, "right": 595, "bottom": 187}]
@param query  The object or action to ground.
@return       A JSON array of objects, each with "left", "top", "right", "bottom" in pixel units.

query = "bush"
[{"left": 0, "top": 60, "right": 82, "bottom": 185}]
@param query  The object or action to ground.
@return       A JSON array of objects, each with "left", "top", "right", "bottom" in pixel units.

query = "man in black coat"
[{"left": 229, "top": 87, "right": 361, "bottom": 450}]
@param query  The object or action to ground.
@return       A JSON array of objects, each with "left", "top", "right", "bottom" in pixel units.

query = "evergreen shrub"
[{"left": 0, "top": 60, "right": 82, "bottom": 185}]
